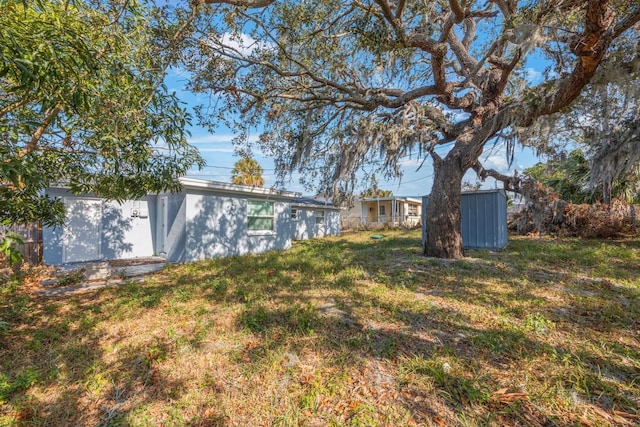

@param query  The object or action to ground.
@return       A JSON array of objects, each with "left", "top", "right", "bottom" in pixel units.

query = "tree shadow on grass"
[
  {"left": 230, "top": 296, "right": 561, "bottom": 425},
  {"left": 2, "top": 231, "right": 638, "bottom": 425},
  {"left": 0, "top": 287, "right": 206, "bottom": 425}
]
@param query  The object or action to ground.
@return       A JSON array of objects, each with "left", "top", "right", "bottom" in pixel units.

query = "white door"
[{"left": 63, "top": 198, "right": 102, "bottom": 263}]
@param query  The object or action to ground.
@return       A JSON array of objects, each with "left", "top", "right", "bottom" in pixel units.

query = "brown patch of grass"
[{"left": 1, "top": 231, "right": 639, "bottom": 425}]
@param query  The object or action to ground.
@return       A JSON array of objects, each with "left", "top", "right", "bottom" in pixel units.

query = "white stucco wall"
[
  {"left": 183, "top": 190, "right": 292, "bottom": 262},
  {"left": 157, "top": 192, "right": 187, "bottom": 263},
  {"left": 292, "top": 206, "right": 341, "bottom": 240},
  {"left": 43, "top": 188, "right": 157, "bottom": 265}
]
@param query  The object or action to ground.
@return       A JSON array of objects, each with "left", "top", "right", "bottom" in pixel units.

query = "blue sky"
[{"left": 166, "top": 64, "right": 545, "bottom": 198}]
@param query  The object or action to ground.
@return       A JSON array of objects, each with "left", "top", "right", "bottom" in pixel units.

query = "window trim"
[
  {"left": 315, "top": 209, "right": 325, "bottom": 225},
  {"left": 291, "top": 207, "right": 298, "bottom": 221},
  {"left": 247, "top": 199, "right": 275, "bottom": 234},
  {"left": 379, "top": 205, "right": 386, "bottom": 216}
]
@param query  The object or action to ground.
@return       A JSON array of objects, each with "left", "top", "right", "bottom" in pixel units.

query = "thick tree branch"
[
  {"left": 373, "top": 0, "right": 409, "bottom": 44},
  {"left": 0, "top": 99, "right": 30, "bottom": 120},
  {"left": 449, "top": 0, "right": 465, "bottom": 24},
  {"left": 448, "top": 31, "right": 477, "bottom": 74},
  {"left": 17, "top": 105, "right": 63, "bottom": 158},
  {"left": 523, "top": 1, "right": 640, "bottom": 123},
  {"left": 472, "top": 161, "right": 521, "bottom": 192}
]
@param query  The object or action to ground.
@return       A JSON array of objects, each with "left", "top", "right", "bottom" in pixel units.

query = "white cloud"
[
  {"left": 483, "top": 153, "right": 510, "bottom": 172},
  {"left": 525, "top": 67, "right": 543, "bottom": 84},
  {"left": 208, "top": 32, "right": 275, "bottom": 56},
  {"left": 195, "top": 147, "right": 236, "bottom": 153},
  {"left": 187, "top": 134, "right": 260, "bottom": 145},
  {"left": 398, "top": 156, "right": 428, "bottom": 169}
]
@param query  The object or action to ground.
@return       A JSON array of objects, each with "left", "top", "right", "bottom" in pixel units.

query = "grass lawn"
[{"left": 1, "top": 230, "right": 639, "bottom": 426}]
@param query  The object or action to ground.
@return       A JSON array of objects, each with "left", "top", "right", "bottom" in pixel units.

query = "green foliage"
[
  {"left": 0, "top": 0, "right": 204, "bottom": 226},
  {"left": 0, "top": 367, "right": 38, "bottom": 403},
  {"left": 240, "top": 304, "right": 270, "bottom": 333},
  {"left": 524, "top": 312, "right": 555, "bottom": 335},
  {"left": 524, "top": 149, "right": 640, "bottom": 204},
  {"left": 0, "top": 232, "right": 24, "bottom": 267},
  {"left": 231, "top": 156, "right": 265, "bottom": 187},
  {"left": 401, "top": 355, "right": 488, "bottom": 406},
  {"left": 54, "top": 269, "right": 86, "bottom": 287},
  {"left": 361, "top": 188, "right": 393, "bottom": 198},
  {"left": 361, "top": 175, "right": 393, "bottom": 198},
  {"left": 524, "top": 77, "right": 640, "bottom": 205},
  {"left": 524, "top": 149, "right": 594, "bottom": 203}
]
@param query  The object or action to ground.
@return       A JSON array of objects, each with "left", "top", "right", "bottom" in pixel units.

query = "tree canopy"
[
  {"left": 183, "top": 0, "right": 640, "bottom": 258},
  {"left": 361, "top": 175, "right": 393, "bottom": 198},
  {"left": 524, "top": 149, "right": 594, "bottom": 204},
  {"left": 519, "top": 73, "right": 640, "bottom": 205},
  {"left": 0, "top": 0, "right": 204, "bottom": 226},
  {"left": 231, "top": 156, "right": 265, "bottom": 187}
]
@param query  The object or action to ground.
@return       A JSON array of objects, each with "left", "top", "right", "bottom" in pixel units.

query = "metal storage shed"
[{"left": 422, "top": 189, "right": 508, "bottom": 251}]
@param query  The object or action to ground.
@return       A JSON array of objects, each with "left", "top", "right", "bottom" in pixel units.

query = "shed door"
[{"left": 63, "top": 198, "right": 102, "bottom": 263}]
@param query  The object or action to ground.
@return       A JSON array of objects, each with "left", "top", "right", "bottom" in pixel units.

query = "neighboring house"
[
  {"left": 43, "top": 178, "right": 334, "bottom": 266},
  {"left": 422, "top": 189, "right": 508, "bottom": 251},
  {"left": 342, "top": 196, "right": 422, "bottom": 229},
  {"left": 290, "top": 198, "right": 341, "bottom": 240}
]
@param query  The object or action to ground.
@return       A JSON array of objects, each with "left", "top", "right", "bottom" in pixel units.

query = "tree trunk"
[{"left": 423, "top": 155, "right": 465, "bottom": 259}]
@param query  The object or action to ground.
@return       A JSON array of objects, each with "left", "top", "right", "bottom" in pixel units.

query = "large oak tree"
[{"left": 184, "top": 0, "right": 639, "bottom": 258}]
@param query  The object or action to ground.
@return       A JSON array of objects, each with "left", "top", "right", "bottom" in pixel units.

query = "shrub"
[{"left": 510, "top": 200, "right": 637, "bottom": 238}]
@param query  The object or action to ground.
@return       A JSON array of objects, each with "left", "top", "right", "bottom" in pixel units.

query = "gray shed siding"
[
  {"left": 460, "top": 191, "right": 508, "bottom": 249},
  {"left": 43, "top": 188, "right": 157, "bottom": 265},
  {"left": 291, "top": 206, "right": 341, "bottom": 240},
  {"left": 421, "top": 190, "right": 507, "bottom": 251}
]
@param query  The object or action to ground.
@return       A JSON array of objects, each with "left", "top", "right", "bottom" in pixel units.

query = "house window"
[
  {"left": 315, "top": 210, "right": 325, "bottom": 225},
  {"left": 379, "top": 205, "right": 386, "bottom": 216},
  {"left": 291, "top": 208, "right": 298, "bottom": 220},
  {"left": 408, "top": 204, "right": 417, "bottom": 216},
  {"left": 248, "top": 200, "right": 274, "bottom": 231}
]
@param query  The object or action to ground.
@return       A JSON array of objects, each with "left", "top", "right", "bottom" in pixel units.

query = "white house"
[
  {"left": 43, "top": 178, "right": 339, "bottom": 266},
  {"left": 342, "top": 196, "right": 422, "bottom": 229},
  {"left": 290, "top": 198, "right": 341, "bottom": 240}
]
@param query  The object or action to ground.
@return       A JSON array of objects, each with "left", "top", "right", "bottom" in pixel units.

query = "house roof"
[
  {"left": 291, "top": 197, "right": 341, "bottom": 210},
  {"left": 179, "top": 177, "right": 301, "bottom": 199},
  {"left": 49, "top": 177, "right": 302, "bottom": 199},
  {"left": 361, "top": 196, "right": 422, "bottom": 203}
]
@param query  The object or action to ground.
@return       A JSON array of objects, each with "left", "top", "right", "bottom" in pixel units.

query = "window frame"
[
  {"left": 291, "top": 207, "right": 298, "bottom": 221},
  {"left": 379, "top": 205, "right": 386, "bottom": 216},
  {"left": 315, "top": 209, "right": 325, "bottom": 225},
  {"left": 247, "top": 199, "right": 275, "bottom": 234}
]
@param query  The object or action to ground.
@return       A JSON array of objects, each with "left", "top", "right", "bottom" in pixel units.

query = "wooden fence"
[{"left": 1, "top": 223, "right": 42, "bottom": 264}]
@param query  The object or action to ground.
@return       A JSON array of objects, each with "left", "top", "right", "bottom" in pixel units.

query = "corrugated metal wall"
[
  {"left": 422, "top": 190, "right": 508, "bottom": 251},
  {"left": 460, "top": 190, "right": 508, "bottom": 249}
]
